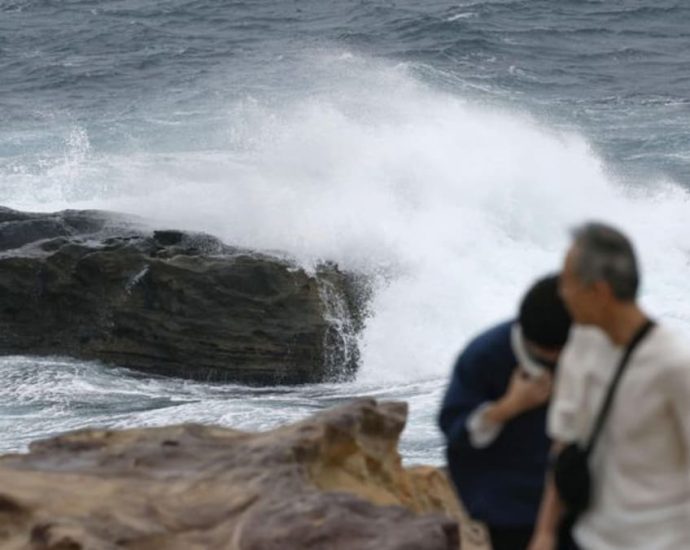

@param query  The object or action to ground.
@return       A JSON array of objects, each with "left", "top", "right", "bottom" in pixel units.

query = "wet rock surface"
[
  {"left": 0, "top": 206, "right": 366, "bottom": 384},
  {"left": 0, "top": 399, "right": 489, "bottom": 550}
]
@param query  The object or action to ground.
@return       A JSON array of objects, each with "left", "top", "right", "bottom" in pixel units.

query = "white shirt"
[
  {"left": 467, "top": 402, "right": 503, "bottom": 448},
  {"left": 548, "top": 324, "right": 690, "bottom": 550}
]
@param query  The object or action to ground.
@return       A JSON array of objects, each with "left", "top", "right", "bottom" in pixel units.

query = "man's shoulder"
[
  {"left": 559, "top": 324, "right": 612, "bottom": 366},
  {"left": 456, "top": 320, "right": 513, "bottom": 366},
  {"left": 649, "top": 323, "right": 690, "bottom": 368},
  {"left": 464, "top": 320, "right": 512, "bottom": 352},
  {"left": 566, "top": 324, "right": 610, "bottom": 348}
]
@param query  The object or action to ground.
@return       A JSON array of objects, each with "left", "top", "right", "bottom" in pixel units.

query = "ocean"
[{"left": 1, "top": 0, "right": 690, "bottom": 463}]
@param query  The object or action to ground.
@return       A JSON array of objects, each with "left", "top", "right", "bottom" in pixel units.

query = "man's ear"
[{"left": 592, "top": 279, "right": 614, "bottom": 303}]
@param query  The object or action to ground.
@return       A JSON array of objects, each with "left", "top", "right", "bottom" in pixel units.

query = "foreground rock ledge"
[
  {"left": 0, "top": 206, "right": 367, "bottom": 384},
  {"left": 0, "top": 399, "right": 489, "bottom": 550}
]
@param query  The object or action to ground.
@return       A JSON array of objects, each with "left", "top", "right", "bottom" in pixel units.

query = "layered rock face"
[
  {"left": 0, "top": 206, "right": 366, "bottom": 384},
  {"left": 0, "top": 399, "right": 489, "bottom": 550}
]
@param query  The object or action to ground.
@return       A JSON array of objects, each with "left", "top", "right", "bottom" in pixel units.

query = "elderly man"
[
  {"left": 530, "top": 222, "right": 690, "bottom": 550},
  {"left": 439, "top": 274, "right": 572, "bottom": 550}
]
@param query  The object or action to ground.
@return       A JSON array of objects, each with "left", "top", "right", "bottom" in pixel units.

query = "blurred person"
[
  {"left": 439, "top": 274, "right": 572, "bottom": 550},
  {"left": 529, "top": 222, "right": 690, "bottom": 550}
]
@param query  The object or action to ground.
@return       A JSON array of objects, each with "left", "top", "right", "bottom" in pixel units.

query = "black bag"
[
  {"left": 553, "top": 443, "right": 591, "bottom": 515},
  {"left": 553, "top": 320, "right": 655, "bottom": 532}
]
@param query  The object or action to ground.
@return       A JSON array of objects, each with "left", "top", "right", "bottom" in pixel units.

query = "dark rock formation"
[
  {"left": 0, "top": 399, "right": 489, "bottom": 550},
  {"left": 0, "top": 206, "right": 368, "bottom": 384}
]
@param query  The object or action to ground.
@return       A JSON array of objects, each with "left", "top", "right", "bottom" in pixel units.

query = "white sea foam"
[{"left": 2, "top": 52, "right": 690, "bottom": 388}]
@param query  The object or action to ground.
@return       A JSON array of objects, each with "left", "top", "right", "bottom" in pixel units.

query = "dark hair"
[
  {"left": 571, "top": 222, "right": 639, "bottom": 301},
  {"left": 519, "top": 274, "right": 572, "bottom": 348}
]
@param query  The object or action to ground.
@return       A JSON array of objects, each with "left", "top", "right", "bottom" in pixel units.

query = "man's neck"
[{"left": 599, "top": 303, "right": 648, "bottom": 347}]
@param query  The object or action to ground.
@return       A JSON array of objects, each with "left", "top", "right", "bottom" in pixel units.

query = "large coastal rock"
[
  {"left": 0, "top": 206, "right": 367, "bottom": 384},
  {"left": 0, "top": 399, "right": 489, "bottom": 550}
]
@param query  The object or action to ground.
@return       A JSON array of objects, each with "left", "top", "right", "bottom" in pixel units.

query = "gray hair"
[{"left": 571, "top": 222, "right": 639, "bottom": 301}]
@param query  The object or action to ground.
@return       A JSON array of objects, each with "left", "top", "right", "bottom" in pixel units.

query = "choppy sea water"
[{"left": 1, "top": 0, "right": 690, "bottom": 462}]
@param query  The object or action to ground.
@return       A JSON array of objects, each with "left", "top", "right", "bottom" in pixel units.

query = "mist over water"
[{"left": 2, "top": 1, "right": 690, "bottom": 460}]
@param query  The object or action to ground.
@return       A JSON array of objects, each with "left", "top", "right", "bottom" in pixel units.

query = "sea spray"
[{"left": 2, "top": 53, "right": 690, "bottom": 384}]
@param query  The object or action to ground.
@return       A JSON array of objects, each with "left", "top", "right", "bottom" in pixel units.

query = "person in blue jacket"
[{"left": 439, "top": 274, "right": 571, "bottom": 550}]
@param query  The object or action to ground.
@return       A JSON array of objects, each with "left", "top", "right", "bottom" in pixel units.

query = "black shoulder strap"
[{"left": 585, "top": 319, "right": 655, "bottom": 456}]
